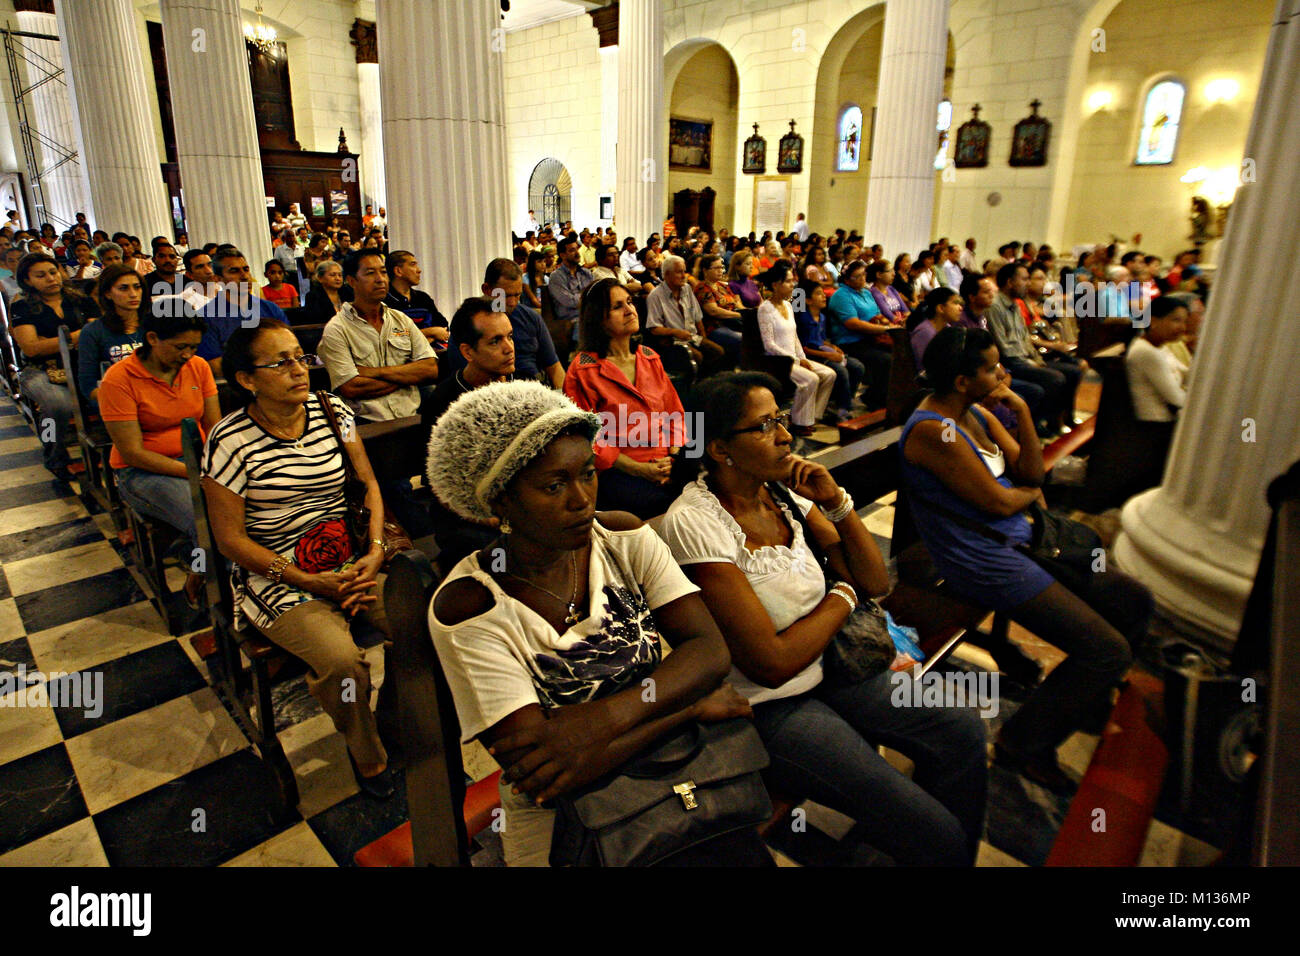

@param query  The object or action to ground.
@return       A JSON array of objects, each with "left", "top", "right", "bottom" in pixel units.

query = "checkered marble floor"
[{"left": 0, "top": 394, "right": 1215, "bottom": 867}]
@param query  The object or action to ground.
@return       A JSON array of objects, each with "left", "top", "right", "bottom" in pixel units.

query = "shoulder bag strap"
[{"left": 315, "top": 390, "right": 360, "bottom": 485}]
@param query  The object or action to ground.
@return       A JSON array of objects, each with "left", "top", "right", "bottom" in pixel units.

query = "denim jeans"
[
  {"left": 810, "top": 354, "right": 865, "bottom": 410},
  {"left": 18, "top": 366, "right": 74, "bottom": 472},
  {"left": 752, "top": 669, "right": 988, "bottom": 864},
  {"left": 115, "top": 466, "right": 197, "bottom": 553}
]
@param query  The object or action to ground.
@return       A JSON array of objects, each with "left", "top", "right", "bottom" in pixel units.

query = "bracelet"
[
  {"left": 265, "top": 555, "right": 292, "bottom": 583},
  {"left": 821, "top": 489, "right": 855, "bottom": 523},
  {"left": 369, "top": 537, "right": 385, "bottom": 551},
  {"left": 827, "top": 587, "right": 857, "bottom": 614}
]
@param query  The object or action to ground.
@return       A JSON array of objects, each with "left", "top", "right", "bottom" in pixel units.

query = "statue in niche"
[{"left": 1189, "top": 196, "right": 1213, "bottom": 243}]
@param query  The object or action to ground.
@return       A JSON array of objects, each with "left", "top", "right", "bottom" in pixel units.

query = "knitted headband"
[{"left": 426, "top": 380, "right": 601, "bottom": 523}]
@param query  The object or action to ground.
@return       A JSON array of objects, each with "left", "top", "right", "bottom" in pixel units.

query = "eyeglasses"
[
  {"left": 252, "top": 354, "right": 324, "bottom": 372},
  {"left": 730, "top": 412, "right": 791, "bottom": 437}
]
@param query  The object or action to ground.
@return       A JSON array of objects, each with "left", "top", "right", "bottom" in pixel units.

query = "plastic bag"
[{"left": 886, "top": 610, "right": 926, "bottom": 672}]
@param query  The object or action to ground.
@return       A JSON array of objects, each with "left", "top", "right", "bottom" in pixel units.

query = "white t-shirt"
[
  {"left": 428, "top": 522, "right": 699, "bottom": 743},
  {"left": 1126, "top": 335, "right": 1186, "bottom": 422},
  {"left": 658, "top": 477, "right": 826, "bottom": 704},
  {"left": 757, "top": 299, "right": 806, "bottom": 360}
]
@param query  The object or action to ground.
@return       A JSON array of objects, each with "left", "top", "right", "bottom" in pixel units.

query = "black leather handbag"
[{"left": 548, "top": 718, "right": 773, "bottom": 867}]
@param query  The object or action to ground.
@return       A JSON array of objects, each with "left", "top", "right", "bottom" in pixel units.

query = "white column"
[
  {"left": 615, "top": 0, "right": 664, "bottom": 243},
  {"left": 1114, "top": 0, "right": 1300, "bottom": 642},
  {"left": 377, "top": 0, "right": 509, "bottom": 305},
  {"left": 159, "top": 0, "right": 270, "bottom": 267},
  {"left": 599, "top": 46, "right": 619, "bottom": 222},
  {"left": 861, "top": 0, "right": 948, "bottom": 256},
  {"left": 357, "top": 62, "right": 385, "bottom": 212},
  {"left": 56, "top": 0, "right": 171, "bottom": 239},
  {"left": 15, "top": 9, "right": 89, "bottom": 228}
]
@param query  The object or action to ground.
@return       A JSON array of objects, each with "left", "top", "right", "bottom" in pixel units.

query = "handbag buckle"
[{"left": 673, "top": 781, "right": 698, "bottom": 810}]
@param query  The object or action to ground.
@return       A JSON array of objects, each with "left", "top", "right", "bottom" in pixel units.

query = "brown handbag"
[{"left": 316, "top": 391, "right": 413, "bottom": 563}]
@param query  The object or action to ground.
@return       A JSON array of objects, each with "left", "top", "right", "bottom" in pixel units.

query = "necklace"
[
  {"left": 503, "top": 549, "right": 582, "bottom": 626},
  {"left": 254, "top": 403, "right": 306, "bottom": 449}
]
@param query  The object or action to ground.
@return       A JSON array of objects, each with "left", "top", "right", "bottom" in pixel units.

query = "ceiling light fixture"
[{"left": 245, "top": 2, "right": 278, "bottom": 55}]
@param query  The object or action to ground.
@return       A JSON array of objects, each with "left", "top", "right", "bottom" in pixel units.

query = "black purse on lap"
[{"left": 548, "top": 718, "right": 773, "bottom": 867}]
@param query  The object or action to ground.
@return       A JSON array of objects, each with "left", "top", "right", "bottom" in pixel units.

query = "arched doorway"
[
  {"left": 666, "top": 42, "right": 739, "bottom": 232},
  {"left": 528, "top": 158, "right": 572, "bottom": 228},
  {"left": 810, "top": 7, "right": 954, "bottom": 238}
]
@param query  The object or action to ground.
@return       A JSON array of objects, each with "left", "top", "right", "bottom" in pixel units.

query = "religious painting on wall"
[
  {"left": 835, "top": 105, "right": 862, "bottom": 171},
  {"left": 311, "top": 196, "right": 326, "bottom": 217},
  {"left": 669, "top": 117, "right": 712, "bottom": 172},
  {"left": 954, "top": 104, "right": 991, "bottom": 168},
  {"left": 743, "top": 124, "right": 766, "bottom": 175},
  {"left": 330, "top": 190, "right": 349, "bottom": 215},
  {"left": 1009, "top": 100, "right": 1051, "bottom": 167},
  {"left": 1135, "top": 80, "right": 1185, "bottom": 165},
  {"left": 777, "top": 120, "right": 804, "bottom": 174}
]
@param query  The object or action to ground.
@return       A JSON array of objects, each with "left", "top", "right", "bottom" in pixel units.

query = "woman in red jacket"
[{"left": 564, "top": 278, "right": 688, "bottom": 519}]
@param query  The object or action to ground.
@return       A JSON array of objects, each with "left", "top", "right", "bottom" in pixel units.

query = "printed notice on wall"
[{"left": 755, "top": 178, "right": 789, "bottom": 235}]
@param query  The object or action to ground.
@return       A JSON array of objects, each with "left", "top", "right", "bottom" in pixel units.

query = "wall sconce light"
[
  {"left": 1180, "top": 166, "right": 1209, "bottom": 185},
  {"left": 1204, "top": 78, "right": 1240, "bottom": 104},
  {"left": 1087, "top": 89, "right": 1112, "bottom": 112}
]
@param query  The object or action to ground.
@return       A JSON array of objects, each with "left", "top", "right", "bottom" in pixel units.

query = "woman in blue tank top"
[{"left": 900, "top": 326, "right": 1150, "bottom": 792}]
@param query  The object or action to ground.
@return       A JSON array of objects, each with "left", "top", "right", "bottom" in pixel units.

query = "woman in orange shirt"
[
  {"left": 98, "top": 308, "right": 222, "bottom": 606},
  {"left": 564, "top": 278, "right": 687, "bottom": 519}
]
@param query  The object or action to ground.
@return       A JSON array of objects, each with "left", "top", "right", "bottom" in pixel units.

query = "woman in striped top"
[{"left": 201, "top": 320, "right": 396, "bottom": 798}]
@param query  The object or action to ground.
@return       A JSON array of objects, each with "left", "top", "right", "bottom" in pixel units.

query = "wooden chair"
[
  {"left": 351, "top": 549, "right": 503, "bottom": 866},
  {"left": 56, "top": 327, "right": 123, "bottom": 527},
  {"left": 738, "top": 307, "right": 795, "bottom": 403},
  {"left": 180, "top": 417, "right": 300, "bottom": 817}
]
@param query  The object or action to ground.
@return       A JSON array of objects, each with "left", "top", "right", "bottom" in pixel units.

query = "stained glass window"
[
  {"left": 837, "top": 105, "right": 863, "bottom": 172},
  {"left": 1135, "top": 80, "right": 1184, "bottom": 165}
]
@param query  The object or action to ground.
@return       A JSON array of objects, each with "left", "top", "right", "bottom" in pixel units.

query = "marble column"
[
  {"left": 55, "top": 0, "right": 171, "bottom": 239},
  {"left": 599, "top": 46, "right": 619, "bottom": 223},
  {"left": 376, "top": 0, "right": 510, "bottom": 305},
  {"left": 861, "top": 0, "right": 948, "bottom": 256},
  {"left": 615, "top": 0, "right": 665, "bottom": 244},
  {"left": 1114, "top": 0, "right": 1300, "bottom": 642},
  {"left": 350, "top": 18, "right": 385, "bottom": 213},
  {"left": 160, "top": 0, "right": 270, "bottom": 268},
  {"left": 14, "top": 5, "right": 89, "bottom": 228}
]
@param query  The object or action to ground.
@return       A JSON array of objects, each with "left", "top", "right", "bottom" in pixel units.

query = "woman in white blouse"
[
  {"left": 660, "top": 372, "right": 988, "bottom": 865},
  {"left": 757, "top": 261, "right": 836, "bottom": 436}
]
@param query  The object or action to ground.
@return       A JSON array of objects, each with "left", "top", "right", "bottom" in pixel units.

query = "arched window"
[
  {"left": 836, "top": 105, "right": 863, "bottom": 172},
  {"left": 935, "top": 99, "right": 952, "bottom": 170},
  {"left": 1135, "top": 80, "right": 1185, "bottom": 165}
]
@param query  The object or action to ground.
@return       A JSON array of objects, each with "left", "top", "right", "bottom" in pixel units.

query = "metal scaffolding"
[{"left": 2, "top": 25, "right": 79, "bottom": 230}]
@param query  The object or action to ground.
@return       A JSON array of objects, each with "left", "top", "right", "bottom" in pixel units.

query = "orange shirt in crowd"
[
  {"left": 261, "top": 282, "right": 299, "bottom": 311},
  {"left": 563, "top": 346, "right": 686, "bottom": 470},
  {"left": 97, "top": 352, "right": 218, "bottom": 469}
]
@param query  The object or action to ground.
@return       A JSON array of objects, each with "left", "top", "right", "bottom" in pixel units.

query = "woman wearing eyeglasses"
[
  {"left": 659, "top": 372, "right": 988, "bottom": 865},
  {"left": 98, "top": 306, "right": 219, "bottom": 608},
  {"left": 201, "top": 320, "right": 396, "bottom": 798}
]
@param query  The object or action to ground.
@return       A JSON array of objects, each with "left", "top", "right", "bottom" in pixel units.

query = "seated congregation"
[{"left": 0, "top": 210, "right": 1207, "bottom": 865}]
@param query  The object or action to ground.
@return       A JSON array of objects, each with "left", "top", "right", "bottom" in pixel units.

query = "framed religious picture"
[
  {"left": 777, "top": 120, "right": 804, "bottom": 174},
  {"left": 954, "top": 104, "right": 991, "bottom": 168},
  {"left": 1009, "top": 100, "right": 1051, "bottom": 167},
  {"left": 330, "top": 189, "right": 350, "bottom": 215},
  {"left": 669, "top": 117, "right": 712, "bottom": 172},
  {"left": 310, "top": 196, "right": 326, "bottom": 217},
  {"left": 742, "top": 123, "right": 766, "bottom": 175}
]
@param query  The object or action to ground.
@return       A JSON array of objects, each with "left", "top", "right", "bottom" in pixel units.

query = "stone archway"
[{"left": 666, "top": 41, "right": 739, "bottom": 231}]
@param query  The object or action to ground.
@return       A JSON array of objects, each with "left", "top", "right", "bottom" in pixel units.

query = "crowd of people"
[{"left": 0, "top": 201, "right": 1207, "bottom": 864}]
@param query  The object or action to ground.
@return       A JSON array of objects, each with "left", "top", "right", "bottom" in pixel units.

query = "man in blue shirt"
[
  {"left": 548, "top": 235, "right": 591, "bottom": 326},
  {"left": 442, "top": 258, "right": 564, "bottom": 389},
  {"left": 196, "top": 247, "right": 287, "bottom": 377}
]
